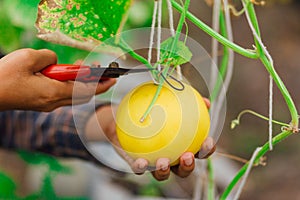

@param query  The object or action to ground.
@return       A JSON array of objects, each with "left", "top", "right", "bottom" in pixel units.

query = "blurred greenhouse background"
[{"left": 0, "top": 0, "right": 300, "bottom": 199}]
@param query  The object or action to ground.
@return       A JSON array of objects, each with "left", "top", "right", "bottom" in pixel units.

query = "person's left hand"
[
  {"left": 85, "top": 102, "right": 215, "bottom": 181},
  {"left": 0, "top": 49, "right": 116, "bottom": 111}
]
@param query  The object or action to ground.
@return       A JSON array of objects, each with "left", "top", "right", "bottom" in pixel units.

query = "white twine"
[
  {"left": 209, "top": 0, "right": 221, "bottom": 91},
  {"left": 269, "top": 76, "right": 273, "bottom": 150},
  {"left": 157, "top": 0, "right": 162, "bottom": 72},
  {"left": 148, "top": 1, "right": 159, "bottom": 84},
  {"left": 167, "top": 0, "right": 183, "bottom": 80},
  {"left": 166, "top": 0, "right": 175, "bottom": 36},
  {"left": 233, "top": 147, "right": 262, "bottom": 200},
  {"left": 210, "top": 0, "right": 234, "bottom": 140},
  {"left": 148, "top": 1, "right": 158, "bottom": 64},
  {"left": 242, "top": 0, "right": 274, "bottom": 151},
  {"left": 192, "top": 160, "right": 207, "bottom": 200}
]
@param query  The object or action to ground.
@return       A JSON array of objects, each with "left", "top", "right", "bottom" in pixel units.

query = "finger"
[
  {"left": 33, "top": 97, "right": 91, "bottom": 112},
  {"left": 30, "top": 49, "right": 57, "bottom": 72},
  {"left": 31, "top": 76, "right": 115, "bottom": 110},
  {"left": 71, "top": 79, "right": 116, "bottom": 98},
  {"left": 41, "top": 77, "right": 93, "bottom": 100},
  {"left": 96, "top": 129, "right": 149, "bottom": 176},
  {"left": 39, "top": 69, "right": 115, "bottom": 99},
  {"left": 74, "top": 60, "right": 84, "bottom": 65},
  {"left": 34, "top": 78, "right": 90, "bottom": 106},
  {"left": 3, "top": 49, "right": 57, "bottom": 72},
  {"left": 58, "top": 97, "right": 93, "bottom": 106},
  {"left": 131, "top": 158, "right": 149, "bottom": 175},
  {"left": 151, "top": 158, "right": 170, "bottom": 181},
  {"left": 91, "top": 61, "right": 101, "bottom": 66},
  {"left": 203, "top": 97, "right": 211, "bottom": 109},
  {"left": 197, "top": 136, "right": 216, "bottom": 159},
  {"left": 95, "top": 78, "right": 116, "bottom": 94},
  {"left": 171, "top": 152, "right": 195, "bottom": 178},
  {"left": 43, "top": 86, "right": 111, "bottom": 111},
  {"left": 58, "top": 80, "right": 110, "bottom": 100}
]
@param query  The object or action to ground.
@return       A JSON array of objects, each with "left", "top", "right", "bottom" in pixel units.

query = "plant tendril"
[
  {"left": 160, "top": 73, "right": 185, "bottom": 91},
  {"left": 231, "top": 109, "right": 289, "bottom": 130}
]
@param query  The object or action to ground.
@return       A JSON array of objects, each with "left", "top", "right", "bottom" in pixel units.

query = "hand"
[
  {"left": 85, "top": 98, "right": 215, "bottom": 181},
  {"left": 0, "top": 48, "right": 116, "bottom": 111}
]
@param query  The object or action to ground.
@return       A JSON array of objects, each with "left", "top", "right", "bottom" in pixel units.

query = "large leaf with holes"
[{"left": 36, "top": 0, "right": 133, "bottom": 53}]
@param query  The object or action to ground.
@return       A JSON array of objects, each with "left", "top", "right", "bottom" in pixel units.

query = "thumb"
[
  {"left": 31, "top": 49, "right": 58, "bottom": 72},
  {"left": 13, "top": 49, "right": 57, "bottom": 72},
  {"left": 10, "top": 49, "right": 57, "bottom": 72}
]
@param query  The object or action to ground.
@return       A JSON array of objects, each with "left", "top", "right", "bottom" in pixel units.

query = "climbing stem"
[
  {"left": 218, "top": 10, "right": 230, "bottom": 79},
  {"left": 244, "top": 0, "right": 261, "bottom": 35},
  {"left": 242, "top": 1, "right": 298, "bottom": 130},
  {"left": 173, "top": 0, "right": 190, "bottom": 47},
  {"left": 232, "top": 109, "right": 289, "bottom": 128},
  {"left": 169, "top": 0, "right": 298, "bottom": 198},
  {"left": 118, "top": 39, "right": 159, "bottom": 80},
  {"left": 220, "top": 1, "right": 299, "bottom": 199},
  {"left": 244, "top": 1, "right": 262, "bottom": 51},
  {"left": 118, "top": 39, "right": 153, "bottom": 69},
  {"left": 171, "top": 0, "right": 258, "bottom": 59},
  {"left": 207, "top": 158, "right": 215, "bottom": 200},
  {"left": 260, "top": 55, "right": 299, "bottom": 130},
  {"left": 220, "top": 130, "right": 293, "bottom": 199}
]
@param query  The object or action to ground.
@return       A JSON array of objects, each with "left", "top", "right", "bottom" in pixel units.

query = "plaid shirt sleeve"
[{"left": 0, "top": 101, "right": 108, "bottom": 162}]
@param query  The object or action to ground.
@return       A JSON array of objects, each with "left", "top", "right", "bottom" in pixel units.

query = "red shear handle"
[{"left": 41, "top": 64, "right": 91, "bottom": 81}]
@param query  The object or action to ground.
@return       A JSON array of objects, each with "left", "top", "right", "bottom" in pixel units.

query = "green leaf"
[
  {"left": 160, "top": 37, "right": 192, "bottom": 66},
  {"left": 3, "top": 0, "right": 40, "bottom": 29},
  {"left": 40, "top": 173, "right": 57, "bottom": 199},
  {"left": 18, "top": 151, "right": 72, "bottom": 174},
  {"left": 36, "top": 0, "right": 133, "bottom": 53},
  {"left": 0, "top": 172, "right": 17, "bottom": 198},
  {"left": 0, "top": 14, "right": 22, "bottom": 53},
  {"left": 0, "top": 0, "right": 42, "bottom": 53},
  {"left": 31, "top": 39, "right": 90, "bottom": 63},
  {"left": 0, "top": 1, "right": 23, "bottom": 53}
]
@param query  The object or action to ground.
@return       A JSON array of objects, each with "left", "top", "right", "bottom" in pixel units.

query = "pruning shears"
[{"left": 41, "top": 62, "right": 152, "bottom": 82}]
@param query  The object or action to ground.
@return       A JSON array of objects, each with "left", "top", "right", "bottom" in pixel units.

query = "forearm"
[{"left": 0, "top": 102, "right": 108, "bottom": 161}]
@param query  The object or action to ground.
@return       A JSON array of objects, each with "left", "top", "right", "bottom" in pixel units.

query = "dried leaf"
[{"left": 35, "top": 0, "right": 132, "bottom": 54}]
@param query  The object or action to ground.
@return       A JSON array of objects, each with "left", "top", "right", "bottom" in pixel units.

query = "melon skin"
[{"left": 116, "top": 81, "right": 210, "bottom": 166}]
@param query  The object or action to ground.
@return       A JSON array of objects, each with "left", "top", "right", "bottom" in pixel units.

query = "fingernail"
[
  {"left": 161, "top": 165, "right": 169, "bottom": 171},
  {"left": 184, "top": 156, "right": 193, "bottom": 167},
  {"left": 205, "top": 137, "right": 214, "bottom": 151},
  {"left": 137, "top": 161, "right": 147, "bottom": 170}
]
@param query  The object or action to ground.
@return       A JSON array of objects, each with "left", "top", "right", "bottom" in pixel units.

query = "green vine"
[
  {"left": 15, "top": 0, "right": 297, "bottom": 198},
  {"left": 120, "top": 2, "right": 299, "bottom": 196},
  {"left": 220, "top": 130, "right": 293, "bottom": 199},
  {"left": 171, "top": 0, "right": 259, "bottom": 59},
  {"left": 170, "top": 0, "right": 298, "bottom": 198},
  {"left": 207, "top": 158, "right": 215, "bottom": 200},
  {"left": 242, "top": 0, "right": 298, "bottom": 130},
  {"left": 231, "top": 109, "right": 289, "bottom": 129}
]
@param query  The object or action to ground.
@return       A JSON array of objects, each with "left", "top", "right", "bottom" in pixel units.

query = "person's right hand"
[
  {"left": 0, "top": 48, "right": 116, "bottom": 111},
  {"left": 85, "top": 100, "right": 215, "bottom": 181}
]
